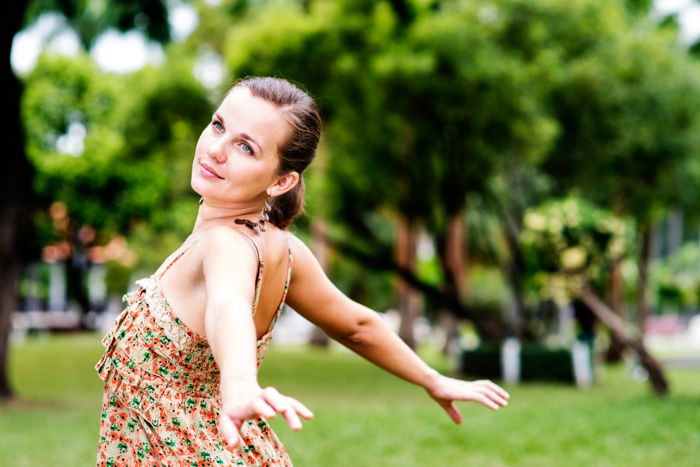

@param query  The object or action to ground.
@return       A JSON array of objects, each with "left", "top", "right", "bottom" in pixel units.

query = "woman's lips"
[{"left": 199, "top": 162, "right": 223, "bottom": 179}]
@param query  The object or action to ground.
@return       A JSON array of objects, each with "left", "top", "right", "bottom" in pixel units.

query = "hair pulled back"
[{"left": 231, "top": 77, "right": 322, "bottom": 229}]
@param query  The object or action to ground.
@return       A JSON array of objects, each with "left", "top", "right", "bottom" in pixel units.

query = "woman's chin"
[{"left": 191, "top": 177, "right": 211, "bottom": 197}]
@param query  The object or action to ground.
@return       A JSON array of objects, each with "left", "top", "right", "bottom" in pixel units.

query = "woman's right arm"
[{"left": 202, "top": 227, "right": 312, "bottom": 447}]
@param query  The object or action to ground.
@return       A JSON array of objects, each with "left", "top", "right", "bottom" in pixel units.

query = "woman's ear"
[{"left": 268, "top": 171, "right": 300, "bottom": 197}]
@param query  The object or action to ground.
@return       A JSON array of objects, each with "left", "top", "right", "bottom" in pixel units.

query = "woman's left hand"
[
  {"left": 219, "top": 384, "right": 313, "bottom": 448},
  {"left": 425, "top": 375, "right": 510, "bottom": 424}
]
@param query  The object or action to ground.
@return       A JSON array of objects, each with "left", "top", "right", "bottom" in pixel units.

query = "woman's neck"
[{"left": 192, "top": 198, "right": 263, "bottom": 233}]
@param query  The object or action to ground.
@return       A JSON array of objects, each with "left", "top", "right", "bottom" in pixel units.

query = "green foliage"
[
  {"left": 21, "top": 0, "right": 700, "bottom": 308},
  {"left": 543, "top": 18, "right": 700, "bottom": 222},
  {"left": 624, "top": 0, "right": 654, "bottom": 14},
  {"left": 465, "top": 264, "right": 510, "bottom": 322},
  {"left": 23, "top": 53, "right": 133, "bottom": 234},
  {"left": 212, "top": 0, "right": 700, "bottom": 247},
  {"left": 521, "top": 197, "right": 633, "bottom": 303},
  {"left": 22, "top": 51, "right": 211, "bottom": 287},
  {"left": 25, "top": 0, "right": 170, "bottom": 47},
  {"left": 328, "top": 253, "right": 396, "bottom": 312},
  {"left": 117, "top": 59, "right": 211, "bottom": 236},
  {"left": 104, "top": 260, "right": 133, "bottom": 297},
  {"left": 652, "top": 242, "right": 700, "bottom": 311}
]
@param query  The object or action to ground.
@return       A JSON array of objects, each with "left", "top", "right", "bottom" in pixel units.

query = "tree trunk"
[
  {"left": 636, "top": 224, "right": 653, "bottom": 334},
  {"left": 605, "top": 261, "right": 626, "bottom": 362},
  {"left": 446, "top": 212, "right": 468, "bottom": 301},
  {"left": 67, "top": 256, "right": 91, "bottom": 329},
  {"left": 502, "top": 212, "right": 526, "bottom": 339},
  {"left": 395, "top": 217, "right": 420, "bottom": 349},
  {"left": 580, "top": 287, "right": 669, "bottom": 396},
  {"left": 308, "top": 219, "right": 330, "bottom": 347},
  {"left": 436, "top": 212, "right": 468, "bottom": 354},
  {"left": 1, "top": 1, "right": 34, "bottom": 399},
  {"left": 667, "top": 208, "right": 683, "bottom": 256},
  {"left": 0, "top": 261, "right": 18, "bottom": 398}
]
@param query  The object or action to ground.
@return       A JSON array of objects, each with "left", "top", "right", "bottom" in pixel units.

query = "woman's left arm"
[{"left": 284, "top": 235, "right": 509, "bottom": 423}]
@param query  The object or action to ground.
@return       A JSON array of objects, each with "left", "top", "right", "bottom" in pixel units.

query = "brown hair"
[{"left": 231, "top": 77, "right": 322, "bottom": 229}]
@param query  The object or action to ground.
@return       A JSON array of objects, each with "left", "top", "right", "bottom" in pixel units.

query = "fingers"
[
  {"left": 442, "top": 401, "right": 462, "bottom": 424},
  {"left": 264, "top": 387, "right": 302, "bottom": 430},
  {"left": 251, "top": 398, "right": 277, "bottom": 419},
  {"left": 287, "top": 396, "right": 314, "bottom": 420},
  {"left": 219, "top": 414, "right": 241, "bottom": 448},
  {"left": 476, "top": 380, "right": 511, "bottom": 402},
  {"left": 221, "top": 386, "right": 312, "bottom": 436},
  {"left": 477, "top": 381, "right": 510, "bottom": 408},
  {"left": 472, "top": 391, "right": 503, "bottom": 411},
  {"left": 262, "top": 387, "right": 313, "bottom": 431},
  {"left": 431, "top": 377, "right": 511, "bottom": 415},
  {"left": 481, "top": 388, "right": 509, "bottom": 408}
]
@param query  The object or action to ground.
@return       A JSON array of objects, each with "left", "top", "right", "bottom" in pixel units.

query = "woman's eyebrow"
[{"left": 213, "top": 112, "right": 262, "bottom": 154}]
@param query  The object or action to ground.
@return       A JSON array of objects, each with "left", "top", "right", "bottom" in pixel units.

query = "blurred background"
[{"left": 2, "top": 0, "right": 700, "bottom": 465}]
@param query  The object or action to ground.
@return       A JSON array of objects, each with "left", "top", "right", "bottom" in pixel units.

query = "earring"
[
  {"left": 259, "top": 194, "right": 272, "bottom": 232},
  {"left": 198, "top": 197, "right": 204, "bottom": 205}
]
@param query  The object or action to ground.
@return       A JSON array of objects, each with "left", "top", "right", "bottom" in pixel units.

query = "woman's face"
[{"left": 191, "top": 86, "right": 291, "bottom": 206}]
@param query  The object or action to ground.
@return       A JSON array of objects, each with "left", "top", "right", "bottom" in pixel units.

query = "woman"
[{"left": 95, "top": 77, "right": 509, "bottom": 466}]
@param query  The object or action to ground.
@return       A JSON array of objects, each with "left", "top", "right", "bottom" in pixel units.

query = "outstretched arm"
[
  {"left": 203, "top": 227, "right": 312, "bottom": 447},
  {"left": 285, "top": 234, "right": 509, "bottom": 422}
]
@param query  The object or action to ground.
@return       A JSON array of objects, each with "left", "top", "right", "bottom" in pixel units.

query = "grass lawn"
[{"left": 0, "top": 333, "right": 698, "bottom": 466}]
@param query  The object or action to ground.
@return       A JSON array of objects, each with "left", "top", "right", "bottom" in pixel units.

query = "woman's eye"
[
  {"left": 212, "top": 121, "right": 223, "bottom": 131},
  {"left": 240, "top": 143, "right": 253, "bottom": 155}
]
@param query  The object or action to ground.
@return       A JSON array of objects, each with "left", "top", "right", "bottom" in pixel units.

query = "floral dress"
[{"left": 95, "top": 230, "right": 293, "bottom": 466}]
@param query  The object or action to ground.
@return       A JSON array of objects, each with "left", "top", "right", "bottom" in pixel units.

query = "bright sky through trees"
[
  {"left": 11, "top": 2, "right": 197, "bottom": 74},
  {"left": 656, "top": 0, "right": 700, "bottom": 42},
  {"left": 10, "top": 1, "right": 700, "bottom": 76}
]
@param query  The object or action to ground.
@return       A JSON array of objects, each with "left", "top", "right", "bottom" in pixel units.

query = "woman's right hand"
[
  {"left": 425, "top": 374, "right": 510, "bottom": 423},
  {"left": 219, "top": 383, "right": 313, "bottom": 448}
]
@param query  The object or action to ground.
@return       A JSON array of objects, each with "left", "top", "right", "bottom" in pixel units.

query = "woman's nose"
[{"left": 206, "top": 138, "right": 227, "bottom": 163}]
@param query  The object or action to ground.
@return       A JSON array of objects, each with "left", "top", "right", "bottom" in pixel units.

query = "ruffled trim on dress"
[{"left": 136, "top": 276, "right": 197, "bottom": 352}]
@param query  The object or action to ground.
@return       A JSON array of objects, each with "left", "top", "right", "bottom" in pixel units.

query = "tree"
[
  {"left": 22, "top": 51, "right": 212, "bottom": 302},
  {"left": 186, "top": 0, "right": 700, "bottom": 350},
  {"left": 0, "top": 1, "right": 35, "bottom": 399},
  {"left": 543, "top": 20, "right": 700, "bottom": 335},
  {"left": 448, "top": 0, "right": 700, "bottom": 353},
  {"left": 214, "top": 0, "right": 558, "bottom": 341},
  {"left": 1, "top": 0, "right": 172, "bottom": 399},
  {"left": 521, "top": 197, "right": 669, "bottom": 395}
]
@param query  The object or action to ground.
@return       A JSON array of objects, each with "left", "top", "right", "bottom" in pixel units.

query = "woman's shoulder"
[
  {"left": 280, "top": 229, "right": 327, "bottom": 280},
  {"left": 280, "top": 229, "right": 313, "bottom": 258},
  {"left": 196, "top": 224, "right": 261, "bottom": 266}
]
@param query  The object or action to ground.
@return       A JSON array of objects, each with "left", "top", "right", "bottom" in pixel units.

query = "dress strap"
[
  {"left": 265, "top": 233, "right": 293, "bottom": 332},
  {"left": 230, "top": 228, "right": 266, "bottom": 312},
  {"left": 155, "top": 240, "right": 200, "bottom": 280},
  {"left": 232, "top": 228, "right": 263, "bottom": 266}
]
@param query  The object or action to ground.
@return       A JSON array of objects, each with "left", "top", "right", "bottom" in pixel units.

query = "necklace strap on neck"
[{"left": 235, "top": 218, "right": 263, "bottom": 232}]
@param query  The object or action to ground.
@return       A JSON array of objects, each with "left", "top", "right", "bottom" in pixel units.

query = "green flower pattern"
[{"left": 95, "top": 235, "right": 293, "bottom": 466}]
